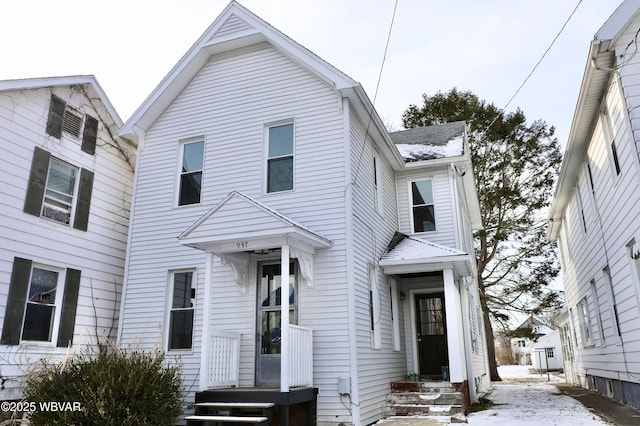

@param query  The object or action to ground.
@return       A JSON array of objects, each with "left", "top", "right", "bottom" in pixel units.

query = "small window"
[
  {"left": 411, "top": 180, "right": 435, "bottom": 232},
  {"left": 168, "top": 271, "right": 196, "bottom": 350},
  {"left": 611, "top": 141, "right": 621, "bottom": 175},
  {"left": 267, "top": 123, "right": 294, "bottom": 193},
  {"left": 545, "top": 348, "right": 554, "bottom": 358},
  {"left": 373, "top": 155, "right": 383, "bottom": 214},
  {"left": 42, "top": 158, "right": 78, "bottom": 225},
  {"left": 178, "top": 141, "right": 204, "bottom": 206},
  {"left": 601, "top": 106, "right": 621, "bottom": 177},
  {"left": 369, "top": 265, "right": 381, "bottom": 349}
]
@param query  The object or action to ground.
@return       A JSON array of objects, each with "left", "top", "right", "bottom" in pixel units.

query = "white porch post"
[
  {"left": 199, "top": 251, "right": 214, "bottom": 391},
  {"left": 443, "top": 268, "right": 466, "bottom": 383},
  {"left": 280, "top": 244, "right": 290, "bottom": 392}
]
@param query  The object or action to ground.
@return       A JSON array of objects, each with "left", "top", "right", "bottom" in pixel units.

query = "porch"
[{"left": 188, "top": 327, "right": 317, "bottom": 425}]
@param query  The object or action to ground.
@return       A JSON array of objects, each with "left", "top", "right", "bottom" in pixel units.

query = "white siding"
[
  {"left": 119, "top": 43, "right": 354, "bottom": 422},
  {"left": 558, "top": 60, "right": 640, "bottom": 385},
  {"left": 0, "top": 85, "right": 134, "bottom": 400},
  {"left": 395, "top": 167, "right": 458, "bottom": 248}
]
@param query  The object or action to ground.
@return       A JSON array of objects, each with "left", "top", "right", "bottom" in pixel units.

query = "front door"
[
  {"left": 415, "top": 293, "right": 448, "bottom": 379},
  {"left": 256, "top": 261, "right": 296, "bottom": 386}
]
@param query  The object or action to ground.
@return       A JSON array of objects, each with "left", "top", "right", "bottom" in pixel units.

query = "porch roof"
[
  {"left": 177, "top": 191, "right": 332, "bottom": 253},
  {"left": 379, "top": 232, "right": 474, "bottom": 276}
]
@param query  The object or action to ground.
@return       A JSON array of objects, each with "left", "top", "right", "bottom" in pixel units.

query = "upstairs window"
[
  {"left": 168, "top": 270, "right": 195, "bottom": 350},
  {"left": 601, "top": 105, "right": 621, "bottom": 177},
  {"left": 178, "top": 140, "right": 204, "bottom": 206},
  {"left": 24, "top": 147, "right": 94, "bottom": 231},
  {"left": 267, "top": 123, "right": 294, "bottom": 193},
  {"left": 46, "top": 94, "right": 99, "bottom": 155},
  {"left": 577, "top": 297, "right": 593, "bottom": 346},
  {"left": 411, "top": 179, "right": 435, "bottom": 232}
]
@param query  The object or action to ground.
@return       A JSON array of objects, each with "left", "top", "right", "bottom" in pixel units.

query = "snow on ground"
[{"left": 467, "top": 365, "right": 610, "bottom": 425}]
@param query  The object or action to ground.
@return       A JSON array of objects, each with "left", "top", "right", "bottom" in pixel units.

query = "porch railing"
[
  {"left": 288, "top": 324, "right": 313, "bottom": 387},
  {"left": 206, "top": 330, "right": 240, "bottom": 388}
]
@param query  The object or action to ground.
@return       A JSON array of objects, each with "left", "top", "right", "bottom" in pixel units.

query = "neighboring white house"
[
  {"left": 530, "top": 330, "right": 563, "bottom": 372},
  {"left": 116, "top": 2, "right": 489, "bottom": 425},
  {"left": 0, "top": 76, "right": 136, "bottom": 400},
  {"left": 510, "top": 316, "right": 554, "bottom": 365},
  {"left": 548, "top": 0, "right": 640, "bottom": 410}
]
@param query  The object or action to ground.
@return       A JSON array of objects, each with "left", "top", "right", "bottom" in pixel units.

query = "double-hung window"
[
  {"left": 411, "top": 179, "right": 435, "bottom": 232},
  {"left": 178, "top": 140, "right": 204, "bottom": 206},
  {"left": 168, "top": 270, "right": 196, "bottom": 350},
  {"left": 267, "top": 123, "right": 294, "bottom": 193},
  {"left": 24, "top": 147, "right": 94, "bottom": 231},
  {"left": 1, "top": 257, "right": 81, "bottom": 347}
]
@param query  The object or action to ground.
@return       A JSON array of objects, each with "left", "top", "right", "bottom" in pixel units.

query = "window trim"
[
  {"left": 166, "top": 269, "right": 197, "bottom": 352},
  {"left": 373, "top": 154, "right": 384, "bottom": 215},
  {"left": 577, "top": 297, "right": 593, "bottom": 347},
  {"left": 176, "top": 138, "right": 205, "bottom": 206},
  {"left": 601, "top": 104, "right": 622, "bottom": 179},
  {"left": 41, "top": 157, "right": 80, "bottom": 227},
  {"left": 409, "top": 178, "right": 436, "bottom": 233},
  {"left": 265, "top": 121, "right": 295, "bottom": 194},
  {"left": 369, "top": 264, "right": 381, "bottom": 350}
]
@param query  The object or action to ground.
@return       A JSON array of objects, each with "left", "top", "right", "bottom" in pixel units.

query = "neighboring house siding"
[
  {"left": 0, "top": 84, "right": 133, "bottom": 399},
  {"left": 119, "top": 43, "right": 354, "bottom": 420},
  {"left": 557, "top": 68, "right": 640, "bottom": 390}
]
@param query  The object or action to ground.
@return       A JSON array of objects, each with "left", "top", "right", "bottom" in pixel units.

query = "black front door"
[{"left": 415, "top": 293, "right": 448, "bottom": 379}]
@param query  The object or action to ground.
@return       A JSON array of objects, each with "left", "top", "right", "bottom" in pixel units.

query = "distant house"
[
  {"left": 547, "top": 0, "right": 640, "bottom": 409},
  {"left": 510, "top": 316, "right": 553, "bottom": 365},
  {"left": 530, "top": 330, "right": 563, "bottom": 372},
  {"left": 116, "top": 1, "right": 489, "bottom": 425},
  {"left": 0, "top": 76, "right": 135, "bottom": 400}
]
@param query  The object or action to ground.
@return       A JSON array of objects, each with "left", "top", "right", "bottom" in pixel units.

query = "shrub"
[{"left": 22, "top": 346, "right": 183, "bottom": 426}]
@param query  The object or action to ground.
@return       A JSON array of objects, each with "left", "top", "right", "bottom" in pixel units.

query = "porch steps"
[
  {"left": 383, "top": 381, "right": 466, "bottom": 422},
  {"left": 186, "top": 402, "right": 274, "bottom": 425}
]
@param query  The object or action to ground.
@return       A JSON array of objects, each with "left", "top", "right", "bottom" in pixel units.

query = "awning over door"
[
  {"left": 177, "top": 191, "right": 331, "bottom": 288},
  {"left": 379, "top": 232, "right": 474, "bottom": 276}
]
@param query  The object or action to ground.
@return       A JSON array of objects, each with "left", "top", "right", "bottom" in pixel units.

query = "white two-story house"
[
  {"left": 0, "top": 76, "right": 135, "bottom": 401},
  {"left": 116, "top": 2, "right": 489, "bottom": 425},
  {"left": 548, "top": 0, "right": 640, "bottom": 410}
]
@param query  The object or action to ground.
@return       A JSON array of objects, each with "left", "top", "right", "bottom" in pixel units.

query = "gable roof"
[
  {"left": 548, "top": 1, "right": 640, "bottom": 239},
  {"left": 390, "top": 121, "right": 466, "bottom": 162},
  {"left": 117, "top": 1, "right": 403, "bottom": 167},
  {"left": 178, "top": 191, "right": 331, "bottom": 252},
  {"left": 0, "top": 75, "right": 124, "bottom": 131}
]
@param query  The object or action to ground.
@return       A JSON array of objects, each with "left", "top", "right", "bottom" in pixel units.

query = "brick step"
[
  {"left": 386, "top": 391, "right": 462, "bottom": 406},
  {"left": 390, "top": 381, "right": 457, "bottom": 393},
  {"left": 382, "top": 403, "right": 464, "bottom": 417}
]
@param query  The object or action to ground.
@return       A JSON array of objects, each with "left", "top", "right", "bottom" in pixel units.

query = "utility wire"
[
  {"left": 483, "top": 0, "right": 583, "bottom": 134},
  {"left": 352, "top": 0, "right": 399, "bottom": 186}
]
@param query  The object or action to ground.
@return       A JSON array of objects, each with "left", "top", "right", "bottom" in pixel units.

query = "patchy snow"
[
  {"left": 467, "top": 365, "right": 610, "bottom": 425},
  {"left": 396, "top": 135, "right": 464, "bottom": 162}
]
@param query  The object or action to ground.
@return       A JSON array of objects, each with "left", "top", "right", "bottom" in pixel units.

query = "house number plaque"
[{"left": 236, "top": 241, "right": 249, "bottom": 249}]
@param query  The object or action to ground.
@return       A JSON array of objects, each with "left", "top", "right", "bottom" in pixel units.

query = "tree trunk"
[{"left": 480, "top": 289, "right": 502, "bottom": 382}]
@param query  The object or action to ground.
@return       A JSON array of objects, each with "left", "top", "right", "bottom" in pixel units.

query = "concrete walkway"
[{"left": 556, "top": 383, "right": 640, "bottom": 426}]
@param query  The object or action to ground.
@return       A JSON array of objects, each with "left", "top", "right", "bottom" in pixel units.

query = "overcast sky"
[{"left": 0, "top": 0, "right": 624, "bottom": 146}]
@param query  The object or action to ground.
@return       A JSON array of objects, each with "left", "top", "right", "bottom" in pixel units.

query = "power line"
[
  {"left": 352, "top": 0, "right": 399, "bottom": 186},
  {"left": 484, "top": 0, "right": 583, "bottom": 134}
]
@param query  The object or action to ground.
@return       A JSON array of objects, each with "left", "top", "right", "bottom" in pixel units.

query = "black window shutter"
[
  {"left": 81, "top": 115, "right": 98, "bottom": 155},
  {"left": 46, "top": 95, "right": 66, "bottom": 138},
  {"left": 23, "top": 147, "right": 51, "bottom": 217},
  {"left": 73, "top": 168, "right": 94, "bottom": 231},
  {"left": 57, "top": 268, "right": 81, "bottom": 347},
  {"left": 1, "top": 258, "right": 32, "bottom": 345}
]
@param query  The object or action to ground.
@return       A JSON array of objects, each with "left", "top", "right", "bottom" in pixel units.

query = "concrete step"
[
  {"left": 382, "top": 403, "right": 464, "bottom": 417},
  {"left": 387, "top": 391, "right": 462, "bottom": 406}
]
